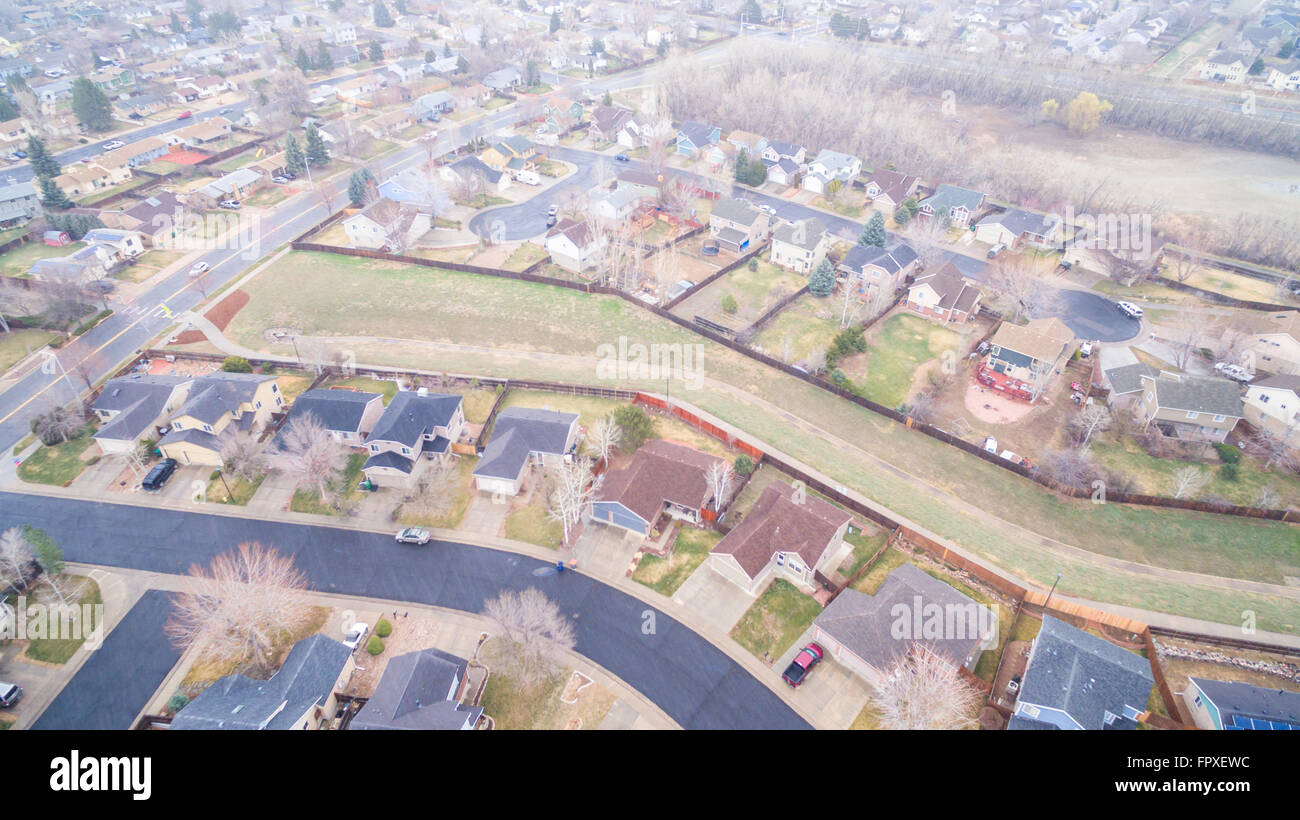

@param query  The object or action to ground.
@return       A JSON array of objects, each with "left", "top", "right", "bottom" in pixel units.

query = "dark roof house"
[
  {"left": 592, "top": 440, "right": 726, "bottom": 535},
  {"left": 350, "top": 648, "right": 483, "bottom": 731},
  {"left": 472, "top": 406, "right": 578, "bottom": 491}
]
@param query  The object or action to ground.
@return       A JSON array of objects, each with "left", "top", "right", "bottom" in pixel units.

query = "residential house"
[
  {"left": 91, "top": 374, "right": 193, "bottom": 455},
  {"left": 770, "top": 217, "right": 830, "bottom": 274},
  {"left": 812, "top": 563, "right": 995, "bottom": 685},
  {"left": 674, "top": 120, "right": 721, "bottom": 157},
  {"left": 592, "top": 440, "right": 728, "bottom": 537},
  {"left": 482, "top": 66, "right": 523, "bottom": 92},
  {"left": 156, "top": 372, "right": 283, "bottom": 466},
  {"left": 1247, "top": 311, "right": 1300, "bottom": 376},
  {"left": 171, "top": 635, "right": 354, "bottom": 730},
  {"left": 974, "top": 208, "right": 1063, "bottom": 250},
  {"left": 983, "top": 317, "right": 1076, "bottom": 401},
  {"left": 1265, "top": 57, "right": 1300, "bottom": 92},
  {"left": 906, "top": 261, "right": 983, "bottom": 323},
  {"left": 479, "top": 136, "right": 537, "bottom": 176},
  {"left": 28, "top": 244, "right": 118, "bottom": 284},
  {"left": 440, "top": 156, "right": 508, "bottom": 195},
  {"left": 52, "top": 162, "right": 125, "bottom": 198},
  {"left": 166, "top": 117, "right": 232, "bottom": 148},
  {"left": 708, "top": 196, "right": 770, "bottom": 253},
  {"left": 614, "top": 170, "right": 661, "bottom": 201},
  {"left": 545, "top": 218, "right": 607, "bottom": 273},
  {"left": 1242, "top": 375, "right": 1300, "bottom": 443},
  {"left": 100, "top": 191, "right": 185, "bottom": 246},
  {"left": 80, "top": 229, "right": 145, "bottom": 261},
  {"left": 350, "top": 649, "right": 483, "bottom": 730},
  {"left": 100, "top": 136, "right": 169, "bottom": 170},
  {"left": 725, "top": 129, "right": 767, "bottom": 158},
  {"left": 0, "top": 117, "right": 29, "bottom": 147},
  {"left": 342, "top": 197, "right": 431, "bottom": 250},
  {"left": 280, "top": 388, "right": 385, "bottom": 446},
  {"left": 191, "top": 168, "right": 266, "bottom": 209},
  {"left": 838, "top": 241, "right": 920, "bottom": 300},
  {"left": 589, "top": 187, "right": 644, "bottom": 222},
  {"left": 1100, "top": 360, "right": 1161, "bottom": 410},
  {"left": 449, "top": 83, "right": 492, "bottom": 110},
  {"left": 411, "top": 89, "right": 454, "bottom": 121},
  {"left": 471, "top": 407, "right": 580, "bottom": 497},
  {"left": 588, "top": 105, "right": 637, "bottom": 146},
  {"left": 760, "top": 139, "right": 806, "bottom": 167},
  {"left": 1181, "top": 678, "right": 1300, "bottom": 730},
  {"left": 709, "top": 480, "right": 852, "bottom": 595},
  {"left": 1199, "top": 49, "right": 1253, "bottom": 83},
  {"left": 365, "top": 109, "right": 415, "bottom": 139},
  {"left": 802, "top": 149, "right": 862, "bottom": 195},
  {"left": 918, "top": 184, "right": 986, "bottom": 228},
  {"left": 1138, "top": 371, "right": 1244, "bottom": 442},
  {"left": 863, "top": 168, "right": 919, "bottom": 212},
  {"left": 1009, "top": 616, "right": 1154, "bottom": 730},
  {"left": 0, "top": 180, "right": 39, "bottom": 225},
  {"left": 361, "top": 390, "right": 465, "bottom": 487},
  {"left": 542, "top": 96, "right": 583, "bottom": 133}
]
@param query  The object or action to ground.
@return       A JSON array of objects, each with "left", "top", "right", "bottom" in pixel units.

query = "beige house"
[
  {"left": 545, "top": 218, "right": 607, "bottom": 273},
  {"left": 1138, "top": 372, "right": 1244, "bottom": 442},
  {"left": 708, "top": 480, "right": 852, "bottom": 595},
  {"left": 52, "top": 162, "right": 129, "bottom": 197},
  {"left": 1241, "top": 375, "right": 1300, "bottom": 443},
  {"left": 1246, "top": 311, "right": 1300, "bottom": 376},
  {"left": 770, "top": 217, "right": 829, "bottom": 274},
  {"left": 708, "top": 196, "right": 770, "bottom": 253},
  {"left": 984, "top": 317, "right": 1076, "bottom": 401},
  {"left": 342, "top": 198, "right": 430, "bottom": 250},
  {"left": 907, "top": 261, "right": 982, "bottom": 323},
  {"left": 156, "top": 373, "right": 283, "bottom": 466},
  {"left": 91, "top": 374, "right": 193, "bottom": 455}
]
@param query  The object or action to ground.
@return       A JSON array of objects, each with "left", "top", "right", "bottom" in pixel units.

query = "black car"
[{"left": 141, "top": 458, "right": 178, "bottom": 492}]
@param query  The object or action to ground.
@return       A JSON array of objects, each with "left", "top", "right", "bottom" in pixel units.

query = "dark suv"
[{"left": 141, "top": 458, "right": 178, "bottom": 492}]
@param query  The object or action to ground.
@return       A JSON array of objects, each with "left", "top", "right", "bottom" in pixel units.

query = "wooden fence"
[{"left": 661, "top": 241, "right": 770, "bottom": 312}]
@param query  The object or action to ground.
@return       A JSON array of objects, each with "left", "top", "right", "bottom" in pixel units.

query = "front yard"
[
  {"left": 478, "top": 652, "right": 615, "bottom": 730},
  {"left": 18, "top": 425, "right": 98, "bottom": 486},
  {"left": 0, "top": 329, "right": 58, "bottom": 373},
  {"left": 503, "top": 502, "right": 563, "bottom": 548},
  {"left": 730, "top": 578, "right": 823, "bottom": 662},
  {"left": 289, "top": 452, "right": 367, "bottom": 514},
  {"left": 206, "top": 472, "right": 266, "bottom": 505},
  {"left": 22, "top": 576, "right": 102, "bottom": 665},
  {"left": 632, "top": 526, "right": 719, "bottom": 596}
]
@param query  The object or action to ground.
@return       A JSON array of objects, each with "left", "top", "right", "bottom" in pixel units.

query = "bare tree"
[
  {"left": 219, "top": 429, "right": 267, "bottom": 483},
  {"left": 1167, "top": 244, "right": 1205, "bottom": 284},
  {"left": 1169, "top": 465, "right": 1209, "bottom": 499},
  {"left": 545, "top": 455, "right": 597, "bottom": 546},
  {"left": 1039, "top": 447, "right": 1093, "bottom": 489},
  {"left": 269, "top": 412, "right": 349, "bottom": 503},
  {"left": 583, "top": 415, "right": 622, "bottom": 465},
  {"left": 986, "top": 255, "right": 1061, "bottom": 321},
  {"left": 705, "top": 459, "right": 733, "bottom": 511},
  {"left": 1249, "top": 428, "right": 1300, "bottom": 473},
  {"left": 1072, "top": 403, "right": 1110, "bottom": 448},
  {"left": 32, "top": 404, "right": 85, "bottom": 444},
  {"left": 481, "top": 587, "right": 576, "bottom": 692},
  {"left": 1167, "top": 323, "right": 1202, "bottom": 371},
  {"left": 164, "top": 542, "right": 314, "bottom": 675},
  {"left": 872, "top": 646, "right": 982, "bottom": 730},
  {"left": 0, "top": 526, "right": 33, "bottom": 595}
]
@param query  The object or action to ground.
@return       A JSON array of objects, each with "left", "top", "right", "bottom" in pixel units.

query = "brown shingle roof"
[
  {"left": 596, "top": 440, "right": 725, "bottom": 524},
  {"left": 711, "top": 481, "right": 851, "bottom": 580}
]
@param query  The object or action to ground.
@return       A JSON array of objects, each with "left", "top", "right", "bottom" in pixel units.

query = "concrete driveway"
[
  {"left": 776, "top": 625, "right": 874, "bottom": 729},
  {"left": 0, "top": 653, "right": 58, "bottom": 728},
  {"left": 672, "top": 561, "right": 754, "bottom": 635}
]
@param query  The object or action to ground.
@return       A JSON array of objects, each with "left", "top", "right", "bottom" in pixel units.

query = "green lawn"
[
  {"left": 18, "top": 425, "right": 97, "bottom": 486},
  {"left": 0, "top": 329, "right": 58, "bottom": 373},
  {"left": 396, "top": 457, "right": 476, "bottom": 529},
  {"left": 223, "top": 250, "right": 1300, "bottom": 633},
  {"left": 843, "top": 313, "right": 963, "bottom": 408},
  {"left": 837, "top": 527, "right": 889, "bottom": 579},
  {"left": 751, "top": 292, "right": 841, "bottom": 364},
  {"left": 325, "top": 376, "right": 399, "bottom": 401},
  {"left": 501, "top": 242, "right": 549, "bottom": 272},
  {"left": 676, "top": 259, "right": 804, "bottom": 326},
  {"left": 206, "top": 472, "right": 265, "bottom": 505},
  {"left": 0, "top": 240, "right": 75, "bottom": 278},
  {"left": 730, "top": 579, "right": 824, "bottom": 661},
  {"left": 23, "top": 577, "right": 102, "bottom": 665},
  {"left": 632, "top": 527, "right": 719, "bottom": 596},
  {"left": 290, "top": 452, "right": 366, "bottom": 514},
  {"left": 504, "top": 503, "right": 562, "bottom": 548}
]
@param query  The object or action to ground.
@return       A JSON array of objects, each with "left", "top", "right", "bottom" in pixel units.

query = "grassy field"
[
  {"left": 1090, "top": 441, "right": 1300, "bottom": 507},
  {"left": 632, "top": 526, "right": 719, "bottom": 596},
  {"left": 0, "top": 329, "right": 58, "bottom": 372},
  {"left": 222, "top": 251, "right": 1300, "bottom": 632},
  {"left": 325, "top": 375, "right": 399, "bottom": 401},
  {"left": 0, "top": 241, "right": 75, "bottom": 278},
  {"left": 751, "top": 292, "right": 842, "bottom": 364},
  {"left": 23, "top": 577, "right": 102, "bottom": 665},
  {"left": 730, "top": 579, "right": 823, "bottom": 660},
  {"left": 479, "top": 656, "right": 615, "bottom": 730},
  {"left": 843, "top": 313, "right": 962, "bottom": 408},
  {"left": 503, "top": 503, "right": 562, "bottom": 548},
  {"left": 18, "top": 425, "right": 97, "bottom": 486}
]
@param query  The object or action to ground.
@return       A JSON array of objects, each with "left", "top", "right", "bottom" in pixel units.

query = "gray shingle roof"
[
  {"left": 367, "top": 390, "right": 462, "bottom": 449},
  {"left": 840, "top": 241, "right": 918, "bottom": 275},
  {"left": 1189, "top": 677, "right": 1300, "bottom": 729},
  {"left": 171, "top": 635, "right": 352, "bottom": 730},
  {"left": 350, "top": 649, "right": 483, "bottom": 730},
  {"left": 1103, "top": 362, "right": 1159, "bottom": 396},
  {"left": 773, "top": 217, "right": 827, "bottom": 252},
  {"left": 1144, "top": 373, "right": 1244, "bottom": 418},
  {"left": 977, "top": 207, "right": 1060, "bottom": 237},
  {"left": 174, "top": 372, "right": 276, "bottom": 425},
  {"left": 473, "top": 407, "right": 576, "bottom": 481},
  {"left": 710, "top": 196, "right": 762, "bottom": 226},
  {"left": 1013, "top": 616, "right": 1153, "bottom": 730},
  {"left": 285, "top": 388, "right": 382, "bottom": 434},
  {"left": 93, "top": 374, "right": 191, "bottom": 443},
  {"left": 363, "top": 450, "right": 415, "bottom": 474}
]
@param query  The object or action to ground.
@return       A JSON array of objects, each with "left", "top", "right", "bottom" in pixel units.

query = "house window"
[
  {"left": 255, "top": 401, "right": 262, "bottom": 409},
  {"left": 203, "top": 424, "right": 212, "bottom": 432},
  {"left": 1212, "top": 414, "right": 1226, "bottom": 422},
  {"left": 1186, "top": 411, "right": 1199, "bottom": 419},
  {"left": 401, "top": 447, "right": 410, "bottom": 455},
  {"left": 774, "top": 553, "right": 785, "bottom": 566},
  {"left": 1260, "top": 395, "right": 1270, "bottom": 403},
  {"left": 173, "top": 422, "right": 183, "bottom": 430},
  {"left": 788, "top": 560, "right": 804, "bottom": 574}
]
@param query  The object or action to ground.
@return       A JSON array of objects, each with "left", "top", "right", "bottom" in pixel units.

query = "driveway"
[
  {"left": 1, "top": 494, "right": 810, "bottom": 730},
  {"left": 31, "top": 590, "right": 181, "bottom": 731},
  {"left": 672, "top": 561, "right": 755, "bottom": 635}
]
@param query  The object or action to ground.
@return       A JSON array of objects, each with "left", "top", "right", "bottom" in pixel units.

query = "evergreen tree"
[
  {"left": 602, "top": 90, "right": 612, "bottom": 106},
  {"left": 71, "top": 78, "right": 115, "bottom": 133},
  {"left": 859, "top": 211, "right": 887, "bottom": 247},
  {"left": 739, "top": 0, "right": 762, "bottom": 24},
  {"left": 27, "top": 136, "right": 60, "bottom": 179},
  {"left": 425, "top": 49, "right": 436, "bottom": 63},
  {"left": 296, "top": 46, "right": 314, "bottom": 73},
  {"left": 373, "top": 1, "right": 395, "bottom": 28},
  {"left": 284, "top": 133, "right": 306, "bottom": 175},
  {"left": 902, "top": 197, "right": 919, "bottom": 217},
  {"left": 395, "top": 0, "right": 407, "bottom": 13},
  {"left": 170, "top": 10, "right": 184, "bottom": 33},
  {"left": 347, "top": 168, "right": 374, "bottom": 207},
  {"left": 734, "top": 150, "right": 750, "bottom": 183},
  {"left": 6, "top": 73, "right": 27, "bottom": 94},
  {"left": 746, "top": 160, "right": 767, "bottom": 186},
  {"left": 1280, "top": 40, "right": 1295, "bottom": 59},
  {"left": 550, "top": 11, "right": 561, "bottom": 34},
  {"left": 316, "top": 42, "right": 334, "bottom": 72},
  {"left": 305, "top": 124, "right": 330, "bottom": 166},
  {"left": 809, "top": 259, "right": 836, "bottom": 297},
  {"left": 1249, "top": 57, "right": 1266, "bottom": 75},
  {"left": 39, "top": 176, "right": 72, "bottom": 210},
  {"left": 0, "top": 94, "right": 17, "bottom": 122},
  {"left": 893, "top": 207, "right": 911, "bottom": 228},
  {"left": 456, "top": 55, "right": 469, "bottom": 73},
  {"left": 443, "top": 43, "right": 452, "bottom": 58},
  {"left": 368, "top": 41, "right": 384, "bottom": 62}
]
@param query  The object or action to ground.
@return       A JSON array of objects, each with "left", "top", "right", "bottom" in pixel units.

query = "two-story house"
[
  {"left": 974, "top": 208, "right": 1063, "bottom": 250},
  {"left": 156, "top": 372, "right": 283, "bottom": 466},
  {"left": 1241, "top": 375, "right": 1300, "bottom": 443},
  {"left": 770, "top": 217, "right": 830, "bottom": 274},
  {"left": 91, "top": 374, "right": 193, "bottom": 455},
  {"left": 361, "top": 389, "right": 465, "bottom": 487},
  {"left": 981, "top": 317, "right": 1076, "bottom": 402},
  {"left": 1138, "top": 371, "right": 1244, "bottom": 442},
  {"left": 862, "top": 168, "right": 919, "bottom": 212},
  {"left": 802, "top": 149, "right": 862, "bottom": 195},
  {"left": 708, "top": 196, "right": 770, "bottom": 253},
  {"left": 918, "top": 184, "right": 986, "bottom": 228},
  {"left": 837, "top": 241, "right": 919, "bottom": 300},
  {"left": 545, "top": 218, "right": 607, "bottom": 273}
]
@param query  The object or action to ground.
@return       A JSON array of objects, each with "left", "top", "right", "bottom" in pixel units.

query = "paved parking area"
[
  {"left": 775, "top": 625, "right": 873, "bottom": 729},
  {"left": 573, "top": 523, "right": 640, "bottom": 580},
  {"left": 32, "top": 590, "right": 182, "bottom": 731},
  {"left": 0, "top": 654, "right": 58, "bottom": 727},
  {"left": 671, "top": 561, "right": 754, "bottom": 634}
]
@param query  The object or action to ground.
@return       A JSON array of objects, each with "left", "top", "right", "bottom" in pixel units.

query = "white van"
[{"left": 514, "top": 169, "right": 541, "bottom": 186}]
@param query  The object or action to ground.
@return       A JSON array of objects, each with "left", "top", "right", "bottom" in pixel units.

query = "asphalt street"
[{"left": 1, "top": 493, "right": 811, "bottom": 730}]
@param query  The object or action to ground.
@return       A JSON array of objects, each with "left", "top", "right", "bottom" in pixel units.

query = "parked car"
[
  {"left": 615, "top": 153, "right": 630, "bottom": 162},
  {"left": 0, "top": 682, "right": 22, "bottom": 708},
  {"left": 1116, "top": 300, "right": 1143, "bottom": 319},
  {"left": 140, "top": 458, "right": 178, "bottom": 492},
  {"left": 188, "top": 261, "right": 210, "bottom": 276},
  {"left": 782, "top": 643, "right": 824, "bottom": 688},
  {"left": 982, "top": 436, "right": 998, "bottom": 453},
  {"left": 1214, "top": 361, "right": 1254, "bottom": 382},
  {"left": 218, "top": 200, "right": 241, "bottom": 210},
  {"left": 395, "top": 527, "right": 431, "bottom": 545},
  {"left": 10, "top": 150, "right": 26, "bottom": 159},
  {"left": 342, "top": 622, "right": 370, "bottom": 650},
  {"left": 272, "top": 175, "right": 290, "bottom": 184},
  {"left": 1079, "top": 341, "right": 1093, "bottom": 358},
  {"left": 101, "top": 140, "right": 125, "bottom": 151},
  {"left": 128, "top": 112, "right": 144, "bottom": 120},
  {"left": 987, "top": 242, "right": 1006, "bottom": 258},
  {"left": 546, "top": 204, "right": 558, "bottom": 227},
  {"left": 177, "top": 110, "right": 193, "bottom": 119}
]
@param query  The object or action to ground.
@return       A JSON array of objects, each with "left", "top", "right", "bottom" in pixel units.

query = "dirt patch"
[
  {"left": 559, "top": 670, "right": 593, "bottom": 703},
  {"left": 964, "top": 379, "right": 1039, "bottom": 425},
  {"left": 173, "top": 289, "right": 250, "bottom": 345},
  {"left": 340, "top": 610, "right": 445, "bottom": 698}
]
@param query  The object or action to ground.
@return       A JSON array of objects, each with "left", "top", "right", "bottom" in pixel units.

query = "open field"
[{"left": 219, "top": 251, "right": 1300, "bottom": 632}]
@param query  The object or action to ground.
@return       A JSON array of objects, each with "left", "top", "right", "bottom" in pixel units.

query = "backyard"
[
  {"left": 840, "top": 312, "right": 965, "bottom": 409},
  {"left": 750, "top": 291, "right": 842, "bottom": 365},
  {"left": 671, "top": 259, "right": 805, "bottom": 330}
]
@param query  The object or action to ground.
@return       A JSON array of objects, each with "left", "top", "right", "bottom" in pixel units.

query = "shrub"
[
  {"left": 747, "top": 258, "right": 758, "bottom": 272},
  {"left": 721, "top": 293, "right": 738, "bottom": 314},
  {"left": 1219, "top": 462, "right": 1240, "bottom": 482},
  {"left": 1212, "top": 442, "right": 1242, "bottom": 464},
  {"left": 733, "top": 454, "right": 755, "bottom": 476},
  {"left": 367, "top": 635, "right": 385, "bottom": 655},
  {"left": 376, "top": 618, "right": 392, "bottom": 638},
  {"left": 613, "top": 404, "right": 655, "bottom": 450},
  {"left": 221, "top": 356, "right": 254, "bottom": 373},
  {"left": 167, "top": 693, "right": 190, "bottom": 714},
  {"left": 209, "top": 470, "right": 221, "bottom": 481}
]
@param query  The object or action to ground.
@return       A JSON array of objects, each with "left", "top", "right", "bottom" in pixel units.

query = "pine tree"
[
  {"left": 347, "top": 169, "right": 374, "bottom": 207},
  {"left": 456, "top": 55, "right": 469, "bottom": 73},
  {"left": 39, "top": 176, "right": 72, "bottom": 209},
  {"left": 296, "top": 46, "right": 314, "bottom": 73},
  {"left": 27, "top": 136, "right": 60, "bottom": 180},
  {"left": 72, "top": 78, "right": 115, "bottom": 133},
  {"left": 0, "top": 94, "right": 17, "bottom": 121},
  {"left": 550, "top": 11, "right": 561, "bottom": 34},
  {"left": 368, "top": 41, "right": 384, "bottom": 62},
  {"left": 425, "top": 49, "right": 436, "bottom": 63},
  {"left": 316, "top": 42, "right": 334, "bottom": 72},
  {"left": 893, "top": 207, "right": 911, "bottom": 228},
  {"left": 373, "top": 1, "right": 395, "bottom": 28},
  {"left": 305, "top": 124, "right": 330, "bottom": 167},
  {"left": 734, "top": 150, "right": 749, "bottom": 183},
  {"left": 284, "top": 133, "right": 307, "bottom": 175},
  {"left": 809, "top": 259, "right": 836, "bottom": 297},
  {"left": 443, "top": 43, "right": 452, "bottom": 58},
  {"left": 859, "top": 211, "right": 887, "bottom": 247}
]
